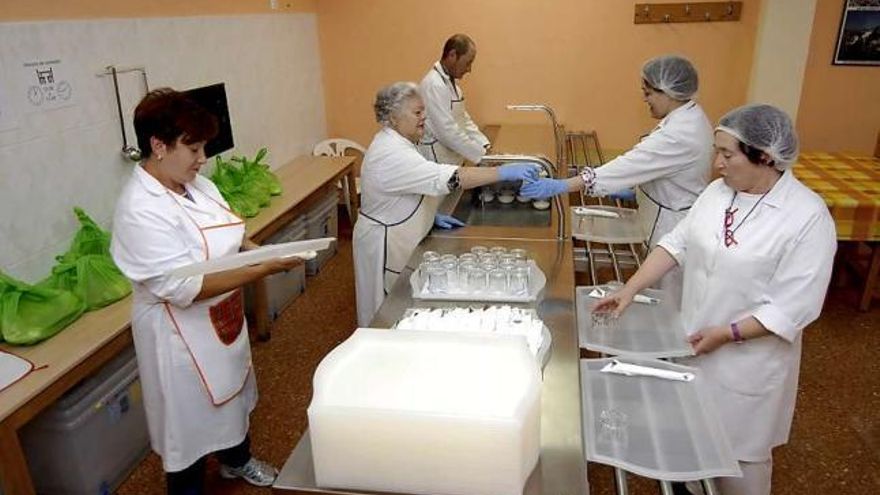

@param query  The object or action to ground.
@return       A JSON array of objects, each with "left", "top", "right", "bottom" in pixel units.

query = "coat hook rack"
[
  {"left": 634, "top": 2, "right": 742, "bottom": 24},
  {"left": 97, "top": 65, "right": 149, "bottom": 162}
]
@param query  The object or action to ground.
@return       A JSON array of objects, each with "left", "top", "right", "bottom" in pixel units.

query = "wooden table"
[
  {"left": 792, "top": 152, "right": 880, "bottom": 310},
  {"left": 246, "top": 155, "right": 357, "bottom": 339},
  {"left": 0, "top": 154, "right": 355, "bottom": 495},
  {"left": 0, "top": 299, "right": 133, "bottom": 495}
]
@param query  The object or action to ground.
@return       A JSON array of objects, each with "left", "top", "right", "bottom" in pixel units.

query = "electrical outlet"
[{"left": 269, "top": 0, "right": 278, "bottom": 10}]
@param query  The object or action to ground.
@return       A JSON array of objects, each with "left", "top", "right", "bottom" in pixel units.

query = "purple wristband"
[{"left": 730, "top": 322, "right": 744, "bottom": 343}]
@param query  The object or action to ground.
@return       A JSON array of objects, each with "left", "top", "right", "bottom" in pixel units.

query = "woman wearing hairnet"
[
  {"left": 522, "top": 55, "right": 713, "bottom": 303},
  {"left": 594, "top": 104, "right": 837, "bottom": 495},
  {"left": 353, "top": 82, "right": 539, "bottom": 326}
]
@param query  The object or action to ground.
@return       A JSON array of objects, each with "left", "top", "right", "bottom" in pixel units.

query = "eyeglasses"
[{"left": 724, "top": 206, "right": 739, "bottom": 247}]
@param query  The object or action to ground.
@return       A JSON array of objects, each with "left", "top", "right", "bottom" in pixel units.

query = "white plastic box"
[
  {"left": 304, "top": 191, "right": 339, "bottom": 275},
  {"left": 308, "top": 328, "right": 542, "bottom": 495},
  {"left": 245, "top": 216, "right": 308, "bottom": 322},
  {"left": 21, "top": 347, "right": 150, "bottom": 495}
]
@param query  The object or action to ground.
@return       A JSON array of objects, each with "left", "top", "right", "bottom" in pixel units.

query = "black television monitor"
[{"left": 183, "top": 83, "right": 234, "bottom": 158}]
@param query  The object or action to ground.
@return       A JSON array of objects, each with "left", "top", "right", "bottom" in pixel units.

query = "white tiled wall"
[{"left": 0, "top": 14, "right": 327, "bottom": 281}]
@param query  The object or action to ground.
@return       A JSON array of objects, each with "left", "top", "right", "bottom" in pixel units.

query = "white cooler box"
[
  {"left": 304, "top": 191, "right": 339, "bottom": 275},
  {"left": 308, "top": 328, "right": 542, "bottom": 495},
  {"left": 21, "top": 346, "right": 149, "bottom": 495},
  {"left": 246, "top": 217, "right": 308, "bottom": 322}
]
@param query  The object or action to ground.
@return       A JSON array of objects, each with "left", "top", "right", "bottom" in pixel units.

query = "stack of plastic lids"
[
  {"left": 580, "top": 357, "right": 741, "bottom": 481},
  {"left": 308, "top": 328, "right": 542, "bottom": 495}
]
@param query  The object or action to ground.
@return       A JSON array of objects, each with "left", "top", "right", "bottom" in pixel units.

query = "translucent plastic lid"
[
  {"left": 311, "top": 329, "right": 541, "bottom": 417},
  {"left": 576, "top": 285, "right": 692, "bottom": 358},
  {"left": 571, "top": 206, "right": 647, "bottom": 244},
  {"left": 580, "top": 358, "right": 742, "bottom": 481}
]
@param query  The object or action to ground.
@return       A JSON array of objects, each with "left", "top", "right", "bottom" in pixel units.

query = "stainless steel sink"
[{"left": 451, "top": 187, "right": 551, "bottom": 227}]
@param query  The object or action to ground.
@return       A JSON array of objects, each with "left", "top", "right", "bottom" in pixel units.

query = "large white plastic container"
[
  {"left": 304, "top": 191, "right": 339, "bottom": 275},
  {"left": 21, "top": 347, "right": 149, "bottom": 495},
  {"left": 308, "top": 328, "right": 542, "bottom": 495}
]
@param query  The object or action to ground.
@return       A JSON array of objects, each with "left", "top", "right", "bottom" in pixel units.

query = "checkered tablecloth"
[{"left": 792, "top": 152, "right": 880, "bottom": 241}]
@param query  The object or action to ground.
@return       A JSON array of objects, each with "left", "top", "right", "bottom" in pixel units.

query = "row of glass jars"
[{"left": 418, "top": 246, "right": 531, "bottom": 296}]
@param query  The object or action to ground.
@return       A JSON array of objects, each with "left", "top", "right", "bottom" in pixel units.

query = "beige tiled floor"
[{"left": 118, "top": 216, "right": 880, "bottom": 495}]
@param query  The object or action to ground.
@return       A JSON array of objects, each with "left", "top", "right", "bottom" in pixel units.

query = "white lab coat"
[
  {"left": 583, "top": 100, "right": 713, "bottom": 247},
  {"left": 354, "top": 127, "right": 458, "bottom": 326},
  {"left": 111, "top": 165, "right": 257, "bottom": 472},
  {"left": 417, "top": 62, "right": 489, "bottom": 165},
  {"left": 658, "top": 170, "right": 837, "bottom": 461}
]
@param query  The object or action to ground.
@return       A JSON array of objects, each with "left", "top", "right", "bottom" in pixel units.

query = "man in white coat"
[
  {"left": 594, "top": 104, "right": 837, "bottom": 495},
  {"left": 417, "top": 33, "right": 490, "bottom": 166},
  {"left": 353, "top": 82, "right": 539, "bottom": 326}
]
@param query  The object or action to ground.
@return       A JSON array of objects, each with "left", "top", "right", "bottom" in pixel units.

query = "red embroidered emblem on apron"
[{"left": 209, "top": 290, "right": 244, "bottom": 345}]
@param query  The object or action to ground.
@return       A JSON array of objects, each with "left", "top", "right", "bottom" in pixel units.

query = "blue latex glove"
[
  {"left": 519, "top": 178, "right": 569, "bottom": 199},
  {"left": 498, "top": 163, "right": 541, "bottom": 182},
  {"left": 608, "top": 188, "right": 636, "bottom": 202},
  {"left": 434, "top": 213, "right": 466, "bottom": 229}
]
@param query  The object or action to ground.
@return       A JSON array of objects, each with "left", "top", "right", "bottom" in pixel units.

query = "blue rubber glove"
[
  {"left": 434, "top": 213, "right": 466, "bottom": 229},
  {"left": 498, "top": 163, "right": 541, "bottom": 182},
  {"left": 519, "top": 178, "right": 569, "bottom": 199},
  {"left": 608, "top": 188, "right": 636, "bottom": 202}
]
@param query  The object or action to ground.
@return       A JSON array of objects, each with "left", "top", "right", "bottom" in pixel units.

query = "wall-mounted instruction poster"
[{"left": 17, "top": 57, "right": 78, "bottom": 111}]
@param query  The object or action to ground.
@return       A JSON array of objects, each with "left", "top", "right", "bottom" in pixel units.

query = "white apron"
[
  {"left": 111, "top": 167, "right": 257, "bottom": 472},
  {"left": 419, "top": 76, "right": 469, "bottom": 166},
  {"left": 354, "top": 194, "right": 438, "bottom": 326},
  {"left": 354, "top": 128, "right": 456, "bottom": 326},
  {"left": 417, "top": 62, "right": 488, "bottom": 165},
  {"left": 163, "top": 190, "right": 252, "bottom": 406}
]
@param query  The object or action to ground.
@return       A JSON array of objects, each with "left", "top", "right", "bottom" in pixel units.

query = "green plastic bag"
[
  {"left": 40, "top": 208, "right": 131, "bottom": 311},
  {"left": 0, "top": 272, "right": 86, "bottom": 345},
  {"left": 42, "top": 255, "right": 130, "bottom": 311},
  {"left": 56, "top": 207, "right": 111, "bottom": 264},
  {"left": 235, "top": 148, "right": 282, "bottom": 196}
]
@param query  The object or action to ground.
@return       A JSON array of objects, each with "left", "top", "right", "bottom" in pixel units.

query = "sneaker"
[{"left": 219, "top": 457, "right": 278, "bottom": 487}]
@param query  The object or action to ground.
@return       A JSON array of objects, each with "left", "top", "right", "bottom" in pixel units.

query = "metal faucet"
[
  {"left": 481, "top": 154, "right": 566, "bottom": 241},
  {"left": 507, "top": 104, "right": 563, "bottom": 170}
]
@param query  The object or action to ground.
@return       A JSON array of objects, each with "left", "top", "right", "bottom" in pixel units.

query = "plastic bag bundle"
[
  {"left": 43, "top": 255, "right": 130, "bottom": 311},
  {"left": 211, "top": 148, "right": 282, "bottom": 218},
  {"left": 0, "top": 272, "right": 86, "bottom": 345},
  {"left": 40, "top": 208, "right": 131, "bottom": 311}
]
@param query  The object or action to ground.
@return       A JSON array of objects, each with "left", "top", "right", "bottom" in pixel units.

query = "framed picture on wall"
[{"left": 833, "top": 0, "right": 880, "bottom": 65}]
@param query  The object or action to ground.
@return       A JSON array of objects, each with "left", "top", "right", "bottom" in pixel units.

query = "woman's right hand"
[
  {"left": 261, "top": 255, "right": 305, "bottom": 275},
  {"left": 592, "top": 288, "right": 635, "bottom": 318}
]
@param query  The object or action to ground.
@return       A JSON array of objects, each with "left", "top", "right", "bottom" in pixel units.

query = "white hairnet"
[
  {"left": 716, "top": 104, "right": 799, "bottom": 169},
  {"left": 374, "top": 82, "right": 420, "bottom": 126},
  {"left": 641, "top": 55, "right": 699, "bottom": 101}
]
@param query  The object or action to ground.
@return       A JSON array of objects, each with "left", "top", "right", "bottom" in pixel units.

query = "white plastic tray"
[
  {"left": 409, "top": 260, "right": 546, "bottom": 303},
  {"left": 576, "top": 285, "right": 692, "bottom": 358},
  {"left": 169, "top": 237, "right": 334, "bottom": 278},
  {"left": 571, "top": 205, "right": 647, "bottom": 244},
  {"left": 394, "top": 307, "right": 553, "bottom": 370},
  {"left": 580, "top": 357, "right": 742, "bottom": 482}
]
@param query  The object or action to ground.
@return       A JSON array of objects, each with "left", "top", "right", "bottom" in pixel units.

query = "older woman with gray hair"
[
  {"left": 353, "top": 82, "right": 539, "bottom": 325},
  {"left": 594, "top": 104, "right": 837, "bottom": 495}
]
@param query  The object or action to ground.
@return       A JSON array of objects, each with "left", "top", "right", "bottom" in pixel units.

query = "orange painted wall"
[
  {"left": 316, "top": 0, "right": 762, "bottom": 150},
  {"left": 797, "top": 0, "right": 880, "bottom": 154},
  {"left": 0, "top": 0, "right": 316, "bottom": 21}
]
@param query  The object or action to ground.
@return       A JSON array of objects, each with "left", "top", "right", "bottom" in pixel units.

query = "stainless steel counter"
[{"left": 273, "top": 123, "right": 586, "bottom": 495}]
